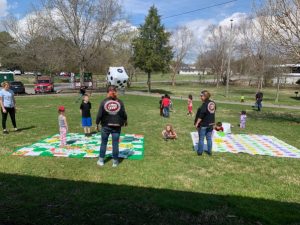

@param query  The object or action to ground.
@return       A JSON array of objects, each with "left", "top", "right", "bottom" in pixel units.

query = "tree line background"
[{"left": 1, "top": 0, "right": 300, "bottom": 92}]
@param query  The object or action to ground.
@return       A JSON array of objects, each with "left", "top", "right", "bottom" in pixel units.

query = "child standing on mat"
[
  {"left": 58, "top": 106, "right": 68, "bottom": 147},
  {"left": 240, "top": 111, "right": 247, "bottom": 129},
  {"left": 162, "top": 124, "right": 177, "bottom": 141},
  {"left": 80, "top": 94, "right": 92, "bottom": 136},
  {"left": 187, "top": 94, "right": 193, "bottom": 116}
]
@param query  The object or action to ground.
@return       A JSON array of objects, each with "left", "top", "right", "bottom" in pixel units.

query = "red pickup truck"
[{"left": 34, "top": 76, "right": 54, "bottom": 93}]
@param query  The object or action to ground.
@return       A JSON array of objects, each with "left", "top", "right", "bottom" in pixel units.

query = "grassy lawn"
[
  {"left": 0, "top": 94, "right": 300, "bottom": 225},
  {"left": 129, "top": 82, "right": 300, "bottom": 107}
]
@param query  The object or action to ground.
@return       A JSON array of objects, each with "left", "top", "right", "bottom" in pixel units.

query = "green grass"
[
  {"left": 129, "top": 82, "right": 300, "bottom": 106},
  {"left": 0, "top": 94, "right": 300, "bottom": 225}
]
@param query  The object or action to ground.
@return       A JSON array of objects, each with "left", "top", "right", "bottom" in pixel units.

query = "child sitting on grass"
[
  {"left": 58, "top": 106, "right": 68, "bottom": 147},
  {"left": 162, "top": 124, "right": 177, "bottom": 141},
  {"left": 215, "top": 122, "right": 224, "bottom": 132}
]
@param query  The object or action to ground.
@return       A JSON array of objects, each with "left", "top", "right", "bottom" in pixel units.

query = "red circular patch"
[{"left": 104, "top": 100, "right": 121, "bottom": 114}]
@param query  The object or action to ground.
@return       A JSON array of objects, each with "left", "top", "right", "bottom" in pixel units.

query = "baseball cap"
[{"left": 58, "top": 106, "right": 65, "bottom": 111}]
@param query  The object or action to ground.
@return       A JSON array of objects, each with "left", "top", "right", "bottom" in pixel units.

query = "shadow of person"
[{"left": 16, "top": 126, "right": 36, "bottom": 132}]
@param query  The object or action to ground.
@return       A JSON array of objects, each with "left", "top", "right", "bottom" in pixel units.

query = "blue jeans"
[
  {"left": 163, "top": 107, "right": 169, "bottom": 117},
  {"left": 256, "top": 101, "right": 262, "bottom": 111},
  {"left": 100, "top": 126, "right": 121, "bottom": 160},
  {"left": 197, "top": 126, "right": 213, "bottom": 155}
]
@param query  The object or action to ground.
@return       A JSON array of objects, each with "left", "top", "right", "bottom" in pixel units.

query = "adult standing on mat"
[
  {"left": 0, "top": 81, "right": 18, "bottom": 134},
  {"left": 194, "top": 90, "right": 216, "bottom": 156},
  {"left": 96, "top": 85, "right": 128, "bottom": 167}
]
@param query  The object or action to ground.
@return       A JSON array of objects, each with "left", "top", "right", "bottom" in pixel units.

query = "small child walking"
[
  {"left": 187, "top": 94, "right": 193, "bottom": 116},
  {"left": 58, "top": 106, "right": 68, "bottom": 147},
  {"left": 80, "top": 94, "right": 92, "bottom": 136},
  {"left": 240, "top": 111, "right": 247, "bottom": 129},
  {"left": 162, "top": 124, "right": 177, "bottom": 141}
]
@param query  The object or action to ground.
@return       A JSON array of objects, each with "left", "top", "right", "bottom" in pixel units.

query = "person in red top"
[
  {"left": 215, "top": 122, "right": 224, "bottom": 132},
  {"left": 161, "top": 94, "right": 170, "bottom": 117}
]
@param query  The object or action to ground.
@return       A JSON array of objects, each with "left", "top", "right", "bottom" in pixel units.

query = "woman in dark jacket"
[
  {"left": 96, "top": 85, "right": 127, "bottom": 167},
  {"left": 194, "top": 90, "right": 216, "bottom": 156}
]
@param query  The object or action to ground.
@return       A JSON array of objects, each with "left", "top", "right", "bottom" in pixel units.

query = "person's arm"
[
  {"left": 0, "top": 92, "right": 6, "bottom": 113},
  {"left": 194, "top": 105, "right": 206, "bottom": 128},
  {"left": 96, "top": 101, "right": 104, "bottom": 126},
  {"left": 80, "top": 103, "right": 83, "bottom": 116},
  {"left": 64, "top": 116, "right": 68, "bottom": 131},
  {"left": 120, "top": 100, "right": 128, "bottom": 126},
  {"left": 171, "top": 131, "right": 177, "bottom": 138}
]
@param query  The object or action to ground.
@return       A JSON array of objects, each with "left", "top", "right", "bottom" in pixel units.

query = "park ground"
[{"left": 0, "top": 88, "right": 300, "bottom": 224}]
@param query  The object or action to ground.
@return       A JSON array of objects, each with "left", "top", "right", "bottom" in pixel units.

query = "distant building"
[
  {"left": 272, "top": 64, "right": 300, "bottom": 85},
  {"left": 179, "top": 65, "right": 203, "bottom": 75}
]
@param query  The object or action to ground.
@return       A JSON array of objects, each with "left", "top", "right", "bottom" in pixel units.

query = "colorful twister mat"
[
  {"left": 191, "top": 132, "right": 300, "bottom": 158},
  {"left": 13, "top": 133, "right": 144, "bottom": 159}
]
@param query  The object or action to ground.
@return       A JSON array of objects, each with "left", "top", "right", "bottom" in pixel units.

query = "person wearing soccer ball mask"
[{"left": 96, "top": 85, "right": 128, "bottom": 167}]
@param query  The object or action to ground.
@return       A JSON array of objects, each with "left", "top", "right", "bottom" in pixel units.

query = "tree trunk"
[
  {"left": 171, "top": 72, "right": 176, "bottom": 86},
  {"left": 275, "top": 75, "right": 280, "bottom": 103},
  {"left": 80, "top": 61, "right": 85, "bottom": 86},
  {"left": 147, "top": 71, "right": 151, "bottom": 93}
]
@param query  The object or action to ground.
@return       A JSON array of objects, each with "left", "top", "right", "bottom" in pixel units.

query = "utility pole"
[{"left": 226, "top": 19, "right": 233, "bottom": 98}]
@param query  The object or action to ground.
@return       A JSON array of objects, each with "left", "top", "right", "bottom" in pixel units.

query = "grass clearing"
[{"left": 0, "top": 94, "right": 300, "bottom": 225}]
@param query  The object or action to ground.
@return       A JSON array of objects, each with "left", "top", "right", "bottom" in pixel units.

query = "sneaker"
[
  {"left": 97, "top": 158, "right": 104, "bottom": 167},
  {"left": 112, "top": 159, "right": 119, "bottom": 167},
  {"left": 3, "top": 130, "right": 8, "bottom": 134},
  {"left": 14, "top": 128, "right": 18, "bottom": 132}
]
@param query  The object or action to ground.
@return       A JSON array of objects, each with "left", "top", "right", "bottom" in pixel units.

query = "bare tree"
[
  {"left": 36, "top": 0, "right": 125, "bottom": 83},
  {"left": 238, "top": 15, "right": 269, "bottom": 90},
  {"left": 198, "top": 25, "right": 229, "bottom": 87},
  {"left": 170, "top": 26, "right": 194, "bottom": 86},
  {"left": 259, "top": 0, "right": 300, "bottom": 61}
]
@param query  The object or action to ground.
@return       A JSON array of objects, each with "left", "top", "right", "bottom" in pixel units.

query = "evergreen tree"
[{"left": 132, "top": 6, "right": 173, "bottom": 92}]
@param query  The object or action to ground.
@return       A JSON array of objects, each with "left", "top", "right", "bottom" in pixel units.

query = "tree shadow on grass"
[
  {"left": 290, "top": 96, "right": 300, "bottom": 101},
  {"left": 138, "top": 89, "right": 173, "bottom": 95},
  {"left": 0, "top": 173, "right": 299, "bottom": 225},
  {"left": 248, "top": 111, "right": 300, "bottom": 123}
]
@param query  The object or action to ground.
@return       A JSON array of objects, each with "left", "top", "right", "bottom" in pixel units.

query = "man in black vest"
[{"left": 194, "top": 90, "right": 216, "bottom": 156}]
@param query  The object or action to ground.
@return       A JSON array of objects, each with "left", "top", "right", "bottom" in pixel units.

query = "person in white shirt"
[{"left": 0, "top": 81, "right": 18, "bottom": 134}]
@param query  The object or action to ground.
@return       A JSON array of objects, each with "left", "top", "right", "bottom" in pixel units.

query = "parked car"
[
  {"left": 9, "top": 81, "right": 26, "bottom": 94},
  {"left": 24, "top": 71, "right": 35, "bottom": 75},
  {"left": 34, "top": 76, "right": 54, "bottom": 93},
  {"left": 13, "top": 70, "right": 22, "bottom": 75},
  {"left": 59, "top": 72, "right": 71, "bottom": 77}
]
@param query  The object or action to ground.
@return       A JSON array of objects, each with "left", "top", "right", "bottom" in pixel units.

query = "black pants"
[{"left": 1, "top": 107, "right": 17, "bottom": 130}]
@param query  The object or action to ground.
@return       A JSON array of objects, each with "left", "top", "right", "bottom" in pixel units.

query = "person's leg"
[
  {"left": 60, "top": 127, "right": 67, "bottom": 146},
  {"left": 205, "top": 127, "right": 213, "bottom": 155},
  {"left": 87, "top": 127, "right": 91, "bottom": 134},
  {"left": 165, "top": 107, "right": 170, "bottom": 117},
  {"left": 1, "top": 108, "right": 8, "bottom": 130},
  {"left": 7, "top": 108, "right": 17, "bottom": 129},
  {"left": 197, "top": 127, "right": 206, "bottom": 155},
  {"left": 111, "top": 128, "right": 121, "bottom": 160},
  {"left": 99, "top": 127, "right": 110, "bottom": 159}
]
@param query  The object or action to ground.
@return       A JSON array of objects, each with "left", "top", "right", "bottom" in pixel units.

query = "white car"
[{"left": 13, "top": 70, "right": 22, "bottom": 75}]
